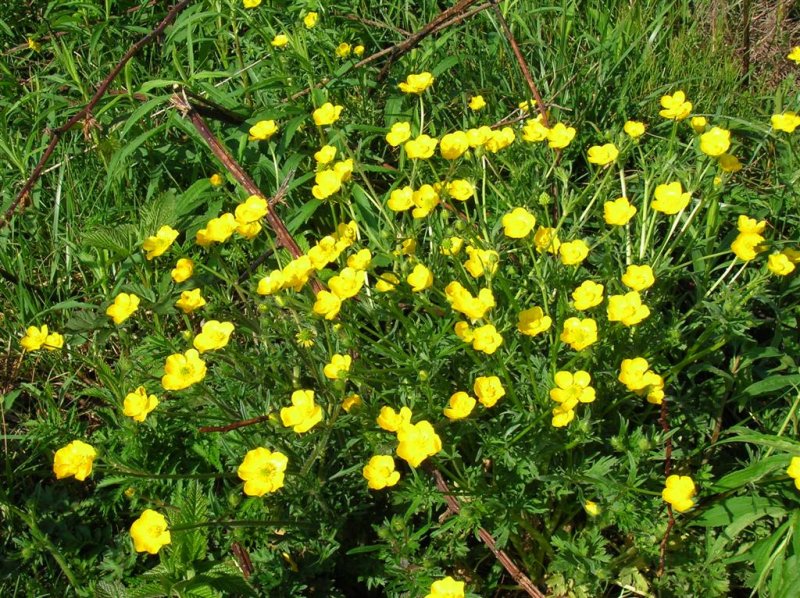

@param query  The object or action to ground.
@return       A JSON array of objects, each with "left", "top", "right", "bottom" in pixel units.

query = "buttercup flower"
[
  {"left": 312, "top": 169, "right": 343, "bottom": 200},
  {"left": 280, "top": 389, "right": 322, "bottom": 433},
  {"left": 236, "top": 220, "right": 261, "bottom": 240},
  {"left": 354, "top": 45, "right": 365, "bottom": 56},
  {"left": 771, "top": 112, "right": 800, "bottom": 133},
  {"left": 209, "top": 173, "right": 224, "bottom": 186},
  {"left": 171, "top": 258, "right": 194, "bottom": 283},
  {"left": 196, "top": 213, "right": 237, "bottom": 246},
  {"left": 313, "top": 103, "right": 344, "bottom": 126},
  {"left": 309, "top": 236, "right": 341, "bottom": 269},
  {"left": 347, "top": 249, "right": 372, "bottom": 271},
  {"left": 363, "top": 455, "right": 401, "bottom": 490},
  {"left": 767, "top": 252, "right": 796, "bottom": 276},
  {"left": 324, "top": 353, "right": 352, "bottom": 380},
  {"left": 377, "top": 406, "right": 413, "bottom": 432},
  {"left": 271, "top": 34, "right": 289, "bottom": 48},
  {"left": 342, "top": 394, "right": 361, "bottom": 412},
  {"left": 473, "top": 376, "right": 505, "bottom": 407},
  {"left": 547, "top": 122, "right": 576, "bottom": 149},
  {"left": 329, "top": 267, "right": 364, "bottom": 299},
  {"left": 53, "top": 440, "right": 96, "bottom": 481},
  {"left": 106, "top": 292, "right": 140, "bottom": 324},
  {"left": 690, "top": 116, "right": 707, "bottom": 133},
  {"left": 464, "top": 246, "right": 499, "bottom": 277},
  {"left": 123, "top": 386, "right": 159, "bottom": 422},
  {"left": 471, "top": 324, "right": 503, "bottom": 355},
  {"left": 517, "top": 306, "right": 552, "bottom": 337},
  {"left": 444, "top": 282, "right": 495, "bottom": 321},
  {"left": 175, "top": 288, "right": 206, "bottom": 314},
  {"left": 584, "top": 501, "right": 601, "bottom": 516},
  {"left": 559, "top": 239, "right": 590, "bottom": 265},
  {"left": 441, "top": 237, "right": 464, "bottom": 256},
  {"left": 607, "top": 291, "right": 650, "bottom": 326},
  {"left": 624, "top": 120, "right": 646, "bottom": 138},
  {"left": 469, "top": 95, "right": 486, "bottom": 111},
  {"left": 130, "top": 510, "right": 171, "bottom": 554},
  {"left": 407, "top": 264, "right": 433, "bottom": 292},
  {"left": 303, "top": 11, "right": 318, "bottom": 28},
  {"left": 443, "top": 391, "right": 476, "bottom": 420},
  {"left": 142, "top": 225, "right": 178, "bottom": 260},
  {"left": 603, "top": 196, "right": 636, "bottom": 226},
  {"left": 193, "top": 320, "right": 234, "bottom": 353},
  {"left": 466, "top": 125, "right": 493, "bottom": 147},
  {"left": 659, "top": 90, "right": 692, "bottom": 120},
  {"left": 313, "top": 290, "right": 342, "bottom": 320},
  {"left": 27, "top": 37, "right": 41, "bottom": 52},
  {"left": 388, "top": 186, "right": 414, "bottom": 212},
  {"left": 737, "top": 215, "right": 766, "bottom": 235},
  {"left": 787, "top": 457, "right": 800, "bottom": 491},
  {"left": 731, "top": 233, "right": 766, "bottom": 262},
  {"left": 404, "top": 134, "right": 438, "bottom": 159},
  {"left": 375, "top": 272, "right": 399, "bottom": 292},
  {"left": 587, "top": 143, "right": 619, "bottom": 166},
  {"left": 162, "top": 349, "right": 206, "bottom": 390},
  {"left": 243, "top": 0, "right": 261, "bottom": 7},
  {"left": 396, "top": 420, "right": 442, "bottom": 467},
  {"left": 446, "top": 179, "right": 474, "bottom": 201},
  {"left": 314, "top": 145, "right": 336, "bottom": 164},
  {"left": 502, "top": 207, "right": 536, "bottom": 238},
  {"left": 425, "top": 576, "right": 465, "bottom": 598},
  {"left": 550, "top": 371, "right": 596, "bottom": 408},
  {"left": 522, "top": 115, "right": 549, "bottom": 142},
  {"left": 652, "top": 181, "right": 690, "bottom": 215},
  {"left": 572, "top": 280, "right": 604, "bottom": 310},
  {"left": 552, "top": 403, "right": 576, "bottom": 428},
  {"left": 440, "top": 131, "right": 469, "bottom": 160},
  {"left": 386, "top": 121, "right": 412, "bottom": 146},
  {"left": 400, "top": 238, "right": 416, "bottom": 255},
  {"left": 249, "top": 120, "right": 278, "bottom": 141},
  {"left": 454, "top": 321, "right": 474, "bottom": 342},
  {"left": 237, "top": 447, "right": 288, "bottom": 496},
  {"left": 662, "top": 475, "right": 696, "bottom": 512},
  {"left": 21, "top": 325, "right": 63, "bottom": 352},
  {"left": 398, "top": 72, "right": 434, "bottom": 94},
  {"left": 699, "top": 126, "right": 731, "bottom": 157},
  {"left": 411, "top": 184, "right": 440, "bottom": 218},
  {"left": 485, "top": 127, "right": 515, "bottom": 152},
  {"left": 534, "top": 226, "right": 561, "bottom": 254},
  {"left": 621, "top": 264, "right": 655, "bottom": 291},
  {"left": 235, "top": 195, "right": 268, "bottom": 223},
  {"left": 335, "top": 42, "right": 351, "bottom": 58},
  {"left": 788, "top": 46, "right": 800, "bottom": 64},
  {"left": 717, "top": 153, "right": 741, "bottom": 173},
  {"left": 560, "top": 317, "right": 598, "bottom": 351}
]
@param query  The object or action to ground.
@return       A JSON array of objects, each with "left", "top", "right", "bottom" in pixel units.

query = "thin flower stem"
[{"left": 704, "top": 258, "right": 737, "bottom": 297}]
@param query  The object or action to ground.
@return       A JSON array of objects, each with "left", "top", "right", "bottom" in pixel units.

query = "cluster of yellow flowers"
[
  {"left": 730, "top": 215, "right": 799, "bottom": 275},
  {"left": 20, "top": 324, "right": 64, "bottom": 352}
]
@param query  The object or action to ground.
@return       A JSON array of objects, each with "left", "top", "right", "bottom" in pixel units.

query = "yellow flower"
[
  {"left": 347, "top": 249, "right": 372, "bottom": 271},
  {"left": 466, "top": 125, "right": 493, "bottom": 147},
  {"left": 662, "top": 475, "right": 696, "bottom": 512},
  {"left": 161, "top": 349, "right": 207, "bottom": 390},
  {"left": 603, "top": 196, "right": 637, "bottom": 226},
  {"left": 559, "top": 239, "right": 590, "bottom": 265},
  {"left": 533, "top": 226, "right": 561, "bottom": 254},
  {"left": 323, "top": 353, "right": 352, "bottom": 380},
  {"left": 473, "top": 376, "right": 505, "bottom": 407},
  {"left": 235, "top": 195, "right": 268, "bottom": 224},
  {"left": 386, "top": 121, "right": 412, "bottom": 146},
  {"left": 243, "top": 0, "right": 261, "bottom": 7},
  {"left": 607, "top": 291, "right": 650, "bottom": 326},
  {"left": 398, "top": 71, "right": 434, "bottom": 94},
  {"left": 399, "top": 238, "right": 416, "bottom": 255},
  {"left": 130, "top": 510, "right": 171, "bottom": 554},
  {"left": 334, "top": 220, "right": 358, "bottom": 248},
  {"left": 623, "top": 120, "right": 646, "bottom": 139},
  {"left": 485, "top": 127, "right": 515, "bottom": 153},
  {"left": 787, "top": 457, "right": 800, "bottom": 491},
  {"left": 407, "top": 264, "right": 433, "bottom": 292},
  {"left": 652, "top": 181, "right": 690, "bottom": 215},
  {"left": 329, "top": 267, "right": 364, "bottom": 299},
  {"left": 313, "top": 290, "right": 342, "bottom": 320},
  {"left": 27, "top": 37, "right": 41, "bottom": 52},
  {"left": 303, "top": 11, "right": 318, "bottom": 28},
  {"left": 547, "top": 123, "right": 576, "bottom": 149},
  {"left": 446, "top": 179, "right": 474, "bottom": 201},
  {"left": 502, "top": 207, "right": 536, "bottom": 238},
  {"left": 440, "top": 131, "right": 469, "bottom": 160},
  {"left": 440, "top": 237, "right": 464, "bottom": 256},
  {"left": 237, "top": 448, "right": 288, "bottom": 496},
  {"left": 469, "top": 95, "right": 486, "bottom": 111},
  {"left": 518, "top": 99, "right": 537, "bottom": 112},
  {"left": 788, "top": 46, "right": 800, "bottom": 64},
  {"left": 142, "top": 225, "right": 179, "bottom": 260},
  {"left": 375, "top": 272, "right": 399, "bottom": 292},
  {"left": 342, "top": 394, "right": 361, "bottom": 412},
  {"left": 363, "top": 455, "right": 400, "bottom": 490},
  {"left": 209, "top": 173, "right": 224, "bottom": 186},
  {"left": 443, "top": 391, "right": 476, "bottom": 420},
  {"left": 517, "top": 306, "right": 552, "bottom": 337},
  {"left": 572, "top": 280, "right": 604, "bottom": 310},
  {"left": 313, "top": 102, "right": 343, "bottom": 126},
  {"left": 175, "top": 288, "right": 206, "bottom": 314},
  {"left": 388, "top": 186, "right": 414, "bottom": 212},
  {"left": 718, "top": 154, "right": 742, "bottom": 173},
  {"left": 731, "top": 232, "right": 766, "bottom": 262},
  {"left": 621, "top": 264, "right": 655, "bottom": 291},
  {"left": 308, "top": 236, "right": 340, "bottom": 269},
  {"left": 53, "top": 440, "right": 96, "bottom": 481},
  {"left": 560, "top": 317, "right": 598, "bottom": 351},
  {"left": 171, "top": 258, "right": 194, "bottom": 283},
  {"left": 550, "top": 370, "right": 596, "bottom": 410},
  {"left": 471, "top": 324, "right": 503, "bottom": 355},
  {"left": 584, "top": 501, "right": 601, "bottom": 516},
  {"left": 377, "top": 406, "right": 413, "bottom": 432},
  {"left": 411, "top": 184, "right": 441, "bottom": 218},
  {"left": 699, "top": 126, "right": 731, "bottom": 157},
  {"left": 314, "top": 145, "right": 337, "bottom": 164},
  {"left": 404, "top": 134, "right": 438, "bottom": 159},
  {"left": 248, "top": 119, "right": 278, "bottom": 141},
  {"left": 312, "top": 169, "right": 343, "bottom": 200},
  {"left": 353, "top": 45, "right": 365, "bottom": 56},
  {"left": 193, "top": 320, "right": 234, "bottom": 353},
  {"left": 767, "top": 252, "right": 796, "bottom": 276},
  {"left": 271, "top": 34, "right": 289, "bottom": 48},
  {"left": 123, "top": 386, "right": 159, "bottom": 423},
  {"left": 106, "top": 292, "right": 140, "bottom": 324},
  {"left": 425, "top": 576, "right": 465, "bottom": 598},
  {"left": 196, "top": 213, "right": 237, "bottom": 246},
  {"left": 21, "top": 325, "right": 64, "bottom": 352},
  {"left": 236, "top": 220, "right": 261, "bottom": 240},
  {"left": 690, "top": 116, "right": 707, "bottom": 133},
  {"left": 335, "top": 42, "right": 351, "bottom": 58},
  {"left": 281, "top": 389, "right": 322, "bottom": 433},
  {"left": 771, "top": 112, "right": 800, "bottom": 133},
  {"left": 454, "top": 321, "right": 474, "bottom": 343},
  {"left": 464, "top": 246, "right": 499, "bottom": 278},
  {"left": 522, "top": 115, "right": 549, "bottom": 142},
  {"left": 618, "top": 357, "right": 660, "bottom": 391},
  {"left": 587, "top": 143, "right": 619, "bottom": 166},
  {"left": 396, "top": 420, "right": 442, "bottom": 467},
  {"left": 659, "top": 90, "right": 692, "bottom": 120},
  {"left": 444, "top": 282, "right": 495, "bottom": 321}
]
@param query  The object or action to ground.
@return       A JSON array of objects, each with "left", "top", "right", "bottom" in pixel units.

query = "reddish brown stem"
[
  {"left": 199, "top": 414, "right": 271, "bottom": 433},
  {"left": 2, "top": 0, "right": 194, "bottom": 231}
]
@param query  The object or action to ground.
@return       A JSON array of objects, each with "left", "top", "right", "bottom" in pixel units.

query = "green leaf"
[{"left": 742, "top": 374, "right": 800, "bottom": 398}]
